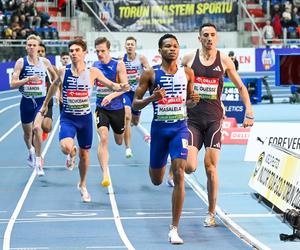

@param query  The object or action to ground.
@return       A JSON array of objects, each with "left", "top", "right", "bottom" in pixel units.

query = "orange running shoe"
[{"left": 42, "top": 131, "right": 48, "bottom": 141}]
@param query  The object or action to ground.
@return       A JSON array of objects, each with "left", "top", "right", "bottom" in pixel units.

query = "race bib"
[
  {"left": 96, "top": 80, "right": 112, "bottom": 98},
  {"left": 23, "top": 80, "right": 43, "bottom": 97},
  {"left": 194, "top": 76, "right": 219, "bottom": 100},
  {"left": 66, "top": 90, "right": 90, "bottom": 111},
  {"left": 157, "top": 96, "right": 185, "bottom": 121},
  {"left": 127, "top": 69, "right": 139, "bottom": 90}
]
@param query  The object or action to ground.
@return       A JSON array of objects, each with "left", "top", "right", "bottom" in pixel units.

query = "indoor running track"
[{"left": 1, "top": 89, "right": 251, "bottom": 249}]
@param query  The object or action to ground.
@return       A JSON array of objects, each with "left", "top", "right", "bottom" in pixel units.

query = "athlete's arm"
[
  {"left": 101, "top": 61, "right": 128, "bottom": 106},
  {"left": 40, "top": 67, "right": 64, "bottom": 116},
  {"left": 10, "top": 58, "right": 40, "bottom": 88},
  {"left": 185, "top": 67, "right": 199, "bottom": 108},
  {"left": 181, "top": 51, "right": 194, "bottom": 68},
  {"left": 140, "top": 55, "right": 151, "bottom": 70},
  {"left": 133, "top": 69, "right": 165, "bottom": 110},
  {"left": 91, "top": 67, "right": 129, "bottom": 92},
  {"left": 222, "top": 54, "right": 254, "bottom": 127}
]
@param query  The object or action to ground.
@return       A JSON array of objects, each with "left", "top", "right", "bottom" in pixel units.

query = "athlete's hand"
[
  {"left": 114, "top": 82, "right": 130, "bottom": 92},
  {"left": 242, "top": 116, "right": 254, "bottom": 128},
  {"left": 152, "top": 86, "right": 166, "bottom": 101},
  {"left": 27, "top": 75, "right": 41, "bottom": 83},
  {"left": 101, "top": 96, "right": 112, "bottom": 106},
  {"left": 190, "top": 91, "right": 200, "bottom": 103},
  {"left": 39, "top": 104, "right": 48, "bottom": 117}
]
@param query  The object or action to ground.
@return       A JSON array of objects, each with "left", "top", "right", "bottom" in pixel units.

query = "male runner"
[
  {"left": 122, "top": 36, "right": 150, "bottom": 158},
  {"left": 182, "top": 23, "right": 254, "bottom": 227},
  {"left": 132, "top": 34, "right": 199, "bottom": 244},
  {"left": 10, "top": 34, "right": 58, "bottom": 176},
  {"left": 93, "top": 37, "right": 128, "bottom": 187},
  {"left": 40, "top": 38, "right": 129, "bottom": 202}
]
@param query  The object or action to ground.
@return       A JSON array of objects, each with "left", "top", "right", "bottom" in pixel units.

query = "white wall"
[{"left": 86, "top": 31, "right": 238, "bottom": 51}]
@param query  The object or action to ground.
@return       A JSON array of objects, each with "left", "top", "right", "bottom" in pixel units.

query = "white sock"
[
  {"left": 36, "top": 156, "right": 42, "bottom": 166},
  {"left": 66, "top": 154, "right": 71, "bottom": 161},
  {"left": 29, "top": 146, "right": 35, "bottom": 155}
]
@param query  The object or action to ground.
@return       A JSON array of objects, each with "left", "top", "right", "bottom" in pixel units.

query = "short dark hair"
[
  {"left": 199, "top": 23, "right": 217, "bottom": 33},
  {"left": 60, "top": 51, "right": 69, "bottom": 57},
  {"left": 68, "top": 38, "right": 87, "bottom": 51},
  {"left": 94, "top": 37, "right": 111, "bottom": 49},
  {"left": 158, "top": 33, "right": 179, "bottom": 49},
  {"left": 39, "top": 43, "right": 46, "bottom": 52},
  {"left": 228, "top": 51, "right": 235, "bottom": 57},
  {"left": 125, "top": 36, "right": 137, "bottom": 43}
]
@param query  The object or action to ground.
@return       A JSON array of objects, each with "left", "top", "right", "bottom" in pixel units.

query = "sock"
[
  {"left": 29, "top": 146, "right": 35, "bottom": 155},
  {"left": 36, "top": 156, "right": 42, "bottom": 166}
]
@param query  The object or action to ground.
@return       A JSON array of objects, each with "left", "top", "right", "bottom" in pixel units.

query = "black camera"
[
  {"left": 280, "top": 209, "right": 300, "bottom": 241},
  {"left": 284, "top": 209, "right": 300, "bottom": 230}
]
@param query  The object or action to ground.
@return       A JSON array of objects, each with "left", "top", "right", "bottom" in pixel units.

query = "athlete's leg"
[
  {"left": 170, "top": 158, "right": 186, "bottom": 228},
  {"left": 97, "top": 126, "right": 110, "bottom": 186},
  {"left": 22, "top": 123, "right": 33, "bottom": 150},
  {"left": 186, "top": 145, "right": 199, "bottom": 174},
  {"left": 204, "top": 148, "right": 220, "bottom": 215},
  {"left": 78, "top": 148, "right": 90, "bottom": 188},
  {"left": 131, "top": 113, "right": 140, "bottom": 126},
  {"left": 41, "top": 117, "right": 52, "bottom": 133},
  {"left": 149, "top": 166, "right": 166, "bottom": 185},
  {"left": 124, "top": 105, "right": 132, "bottom": 149}
]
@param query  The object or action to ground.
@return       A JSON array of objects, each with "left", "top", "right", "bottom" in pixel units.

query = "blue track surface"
[{"left": 0, "top": 89, "right": 299, "bottom": 249}]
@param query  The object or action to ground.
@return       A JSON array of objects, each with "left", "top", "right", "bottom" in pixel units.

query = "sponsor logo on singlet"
[{"left": 194, "top": 76, "right": 219, "bottom": 100}]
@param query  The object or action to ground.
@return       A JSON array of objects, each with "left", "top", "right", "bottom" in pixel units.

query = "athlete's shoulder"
[{"left": 182, "top": 49, "right": 197, "bottom": 66}]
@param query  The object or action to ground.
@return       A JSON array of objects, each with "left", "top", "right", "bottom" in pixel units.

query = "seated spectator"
[
  {"left": 262, "top": 20, "right": 275, "bottom": 44},
  {"left": 24, "top": 0, "right": 41, "bottom": 28}
]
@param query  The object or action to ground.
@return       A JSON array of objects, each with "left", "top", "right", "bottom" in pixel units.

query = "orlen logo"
[
  {"left": 158, "top": 96, "right": 182, "bottom": 104},
  {"left": 230, "top": 131, "right": 250, "bottom": 139},
  {"left": 67, "top": 90, "right": 88, "bottom": 97}
]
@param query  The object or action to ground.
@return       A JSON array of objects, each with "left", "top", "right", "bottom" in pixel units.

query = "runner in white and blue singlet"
[
  {"left": 40, "top": 39, "right": 129, "bottom": 203},
  {"left": 122, "top": 36, "right": 150, "bottom": 158},
  {"left": 93, "top": 37, "right": 128, "bottom": 187},
  {"left": 132, "top": 34, "right": 199, "bottom": 245},
  {"left": 10, "top": 35, "right": 58, "bottom": 177}
]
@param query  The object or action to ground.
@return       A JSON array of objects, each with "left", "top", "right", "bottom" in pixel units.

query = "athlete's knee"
[
  {"left": 60, "top": 143, "right": 73, "bottom": 155},
  {"left": 185, "top": 162, "right": 197, "bottom": 174},
  {"left": 205, "top": 164, "right": 217, "bottom": 178},
  {"left": 33, "top": 126, "right": 41, "bottom": 135},
  {"left": 151, "top": 177, "right": 163, "bottom": 186},
  {"left": 131, "top": 119, "right": 139, "bottom": 126},
  {"left": 79, "top": 149, "right": 89, "bottom": 161}
]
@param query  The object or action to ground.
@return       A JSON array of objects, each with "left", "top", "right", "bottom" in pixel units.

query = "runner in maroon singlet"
[{"left": 182, "top": 23, "right": 254, "bottom": 227}]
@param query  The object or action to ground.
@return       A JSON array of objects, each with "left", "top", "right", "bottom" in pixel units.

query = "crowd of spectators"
[
  {"left": 0, "top": 0, "right": 58, "bottom": 40},
  {"left": 262, "top": 0, "right": 300, "bottom": 41}
]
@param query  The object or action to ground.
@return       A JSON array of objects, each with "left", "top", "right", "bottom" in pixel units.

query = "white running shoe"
[
  {"left": 35, "top": 158, "right": 45, "bottom": 177},
  {"left": 77, "top": 183, "right": 91, "bottom": 203},
  {"left": 166, "top": 177, "right": 175, "bottom": 187},
  {"left": 27, "top": 152, "right": 35, "bottom": 168},
  {"left": 66, "top": 146, "right": 77, "bottom": 171},
  {"left": 125, "top": 148, "right": 133, "bottom": 158},
  {"left": 168, "top": 225, "right": 183, "bottom": 244},
  {"left": 203, "top": 212, "right": 217, "bottom": 227}
]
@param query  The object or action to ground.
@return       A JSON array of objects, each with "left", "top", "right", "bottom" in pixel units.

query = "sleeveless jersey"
[
  {"left": 151, "top": 65, "right": 187, "bottom": 122},
  {"left": 123, "top": 53, "right": 143, "bottom": 91},
  {"left": 62, "top": 64, "right": 92, "bottom": 116},
  {"left": 93, "top": 59, "right": 123, "bottom": 110},
  {"left": 188, "top": 49, "right": 224, "bottom": 122},
  {"left": 19, "top": 56, "right": 47, "bottom": 98}
]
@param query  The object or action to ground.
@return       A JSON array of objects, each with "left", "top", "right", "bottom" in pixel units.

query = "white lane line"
[
  {"left": 185, "top": 176, "right": 271, "bottom": 250},
  {"left": 0, "top": 95, "right": 21, "bottom": 102},
  {"left": 0, "top": 215, "right": 203, "bottom": 224},
  {"left": 87, "top": 246, "right": 126, "bottom": 249},
  {"left": 0, "top": 163, "right": 145, "bottom": 169},
  {"left": 136, "top": 123, "right": 271, "bottom": 250},
  {"left": 3, "top": 116, "right": 60, "bottom": 250},
  {"left": 227, "top": 213, "right": 281, "bottom": 218},
  {"left": 0, "top": 103, "right": 19, "bottom": 114},
  {"left": 0, "top": 121, "right": 21, "bottom": 143},
  {"left": 26, "top": 209, "right": 106, "bottom": 213},
  {"left": 94, "top": 117, "right": 135, "bottom": 250},
  {"left": 136, "top": 211, "right": 194, "bottom": 215},
  {"left": 0, "top": 89, "right": 18, "bottom": 94}
]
